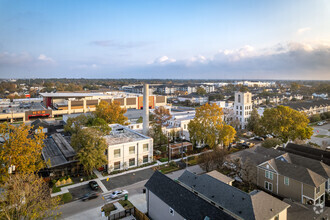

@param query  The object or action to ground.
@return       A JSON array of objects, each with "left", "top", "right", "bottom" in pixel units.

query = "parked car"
[
  {"left": 254, "top": 136, "right": 264, "bottom": 141},
  {"left": 89, "top": 181, "right": 99, "bottom": 190},
  {"left": 110, "top": 190, "right": 128, "bottom": 199},
  {"left": 81, "top": 192, "right": 99, "bottom": 201},
  {"left": 317, "top": 121, "right": 326, "bottom": 126}
]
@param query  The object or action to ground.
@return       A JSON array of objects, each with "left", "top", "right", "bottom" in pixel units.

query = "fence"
[
  {"left": 108, "top": 208, "right": 134, "bottom": 220},
  {"left": 134, "top": 207, "right": 149, "bottom": 220}
]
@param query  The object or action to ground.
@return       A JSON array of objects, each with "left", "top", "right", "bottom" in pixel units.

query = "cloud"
[
  {"left": 152, "top": 56, "right": 176, "bottom": 64},
  {"left": 38, "top": 54, "right": 55, "bottom": 63},
  {"left": 297, "top": 27, "right": 311, "bottom": 35},
  {"left": 72, "top": 63, "right": 99, "bottom": 69},
  {"left": 90, "top": 40, "right": 149, "bottom": 49}
]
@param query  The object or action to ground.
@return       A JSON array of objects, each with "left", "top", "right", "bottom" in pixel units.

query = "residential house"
[
  {"left": 283, "top": 100, "right": 330, "bottom": 116},
  {"left": 104, "top": 124, "right": 153, "bottom": 173},
  {"left": 177, "top": 95, "right": 208, "bottom": 105},
  {"left": 230, "top": 146, "right": 330, "bottom": 205},
  {"left": 178, "top": 170, "right": 290, "bottom": 220}
]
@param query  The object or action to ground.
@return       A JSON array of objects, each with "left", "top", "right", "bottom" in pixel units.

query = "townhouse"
[{"left": 230, "top": 146, "right": 330, "bottom": 205}]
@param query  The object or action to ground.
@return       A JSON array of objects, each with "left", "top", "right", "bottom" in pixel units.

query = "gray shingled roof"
[
  {"left": 145, "top": 171, "right": 235, "bottom": 220},
  {"left": 266, "top": 158, "right": 326, "bottom": 187},
  {"left": 178, "top": 171, "right": 289, "bottom": 220},
  {"left": 178, "top": 170, "right": 255, "bottom": 219}
]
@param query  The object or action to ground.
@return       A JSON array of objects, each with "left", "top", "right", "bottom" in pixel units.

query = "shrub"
[
  {"left": 159, "top": 158, "right": 168, "bottom": 162},
  {"left": 262, "top": 138, "right": 282, "bottom": 148},
  {"left": 309, "top": 114, "right": 321, "bottom": 123},
  {"left": 60, "top": 193, "right": 73, "bottom": 204}
]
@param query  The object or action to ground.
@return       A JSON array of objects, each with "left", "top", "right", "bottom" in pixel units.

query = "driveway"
[
  {"left": 101, "top": 168, "right": 155, "bottom": 191},
  {"left": 311, "top": 123, "right": 330, "bottom": 147}
]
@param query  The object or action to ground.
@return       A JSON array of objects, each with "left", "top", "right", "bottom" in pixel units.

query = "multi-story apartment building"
[
  {"left": 234, "top": 91, "right": 252, "bottom": 129},
  {"left": 104, "top": 124, "right": 153, "bottom": 173}
]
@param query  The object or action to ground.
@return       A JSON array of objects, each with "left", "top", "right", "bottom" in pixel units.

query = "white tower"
[{"left": 234, "top": 91, "right": 252, "bottom": 129}]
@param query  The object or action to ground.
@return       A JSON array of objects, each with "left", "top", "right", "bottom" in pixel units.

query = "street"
[{"left": 58, "top": 165, "right": 204, "bottom": 219}]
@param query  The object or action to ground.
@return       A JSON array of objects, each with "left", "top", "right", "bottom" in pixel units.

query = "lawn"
[
  {"left": 159, "top": 163, "right": 180, "bottom": 174},
  {"left": 315, "top": 134, "right": 330, "bottom": 138},
  {"left": 118, "top": 200, "right": 134, "bottom": 210},
  {"left": 60, "top": 192, "right": 73, "bottom": 204}
]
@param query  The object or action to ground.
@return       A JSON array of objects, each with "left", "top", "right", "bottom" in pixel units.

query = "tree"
[
  {"left": 0, "top": 173, "right": 60, "bottom": 220},
  {"left": 136, "top": 116, "right": 143, "bottom": 123},
  {"left": 290, "top": 82, "right": 301, "bottom": 93},
  {"left": 188, "top": 103, "right": 236, "bottom": 148},
  {"left": 246, "top": 108, "right": 262, "bottom": 135},
  {"left": 198, "top": 148, "right": 228, "bottom": 172},
  {"left": 64, "top": 114, "right": 111, "bottom": 135},
  {"left": 262, "top": 138, "right": 282, "bottom": 148},
  {"left": 239, "top": 86, "right": 249, "bottom": 92},
  {"left": 309, "top": 114, "right": 321, "bottom": 123},
  {"left": 260, "top": 106, "right": 313, "bottom": 143},
  {"left": 196, "top": 87, "right": 206, "bottom": 95},
  {"left": 71, "top": 128, "right": 108, "bottom": 175},
  {"left": 0, "top": 123, "right": 45, "bottom": 182},
  {"left": 95, "top": 100, "right": 128, "bottom": 125},
  {"left": 153, "top": 106, "right": 172, "bottom": 127}
]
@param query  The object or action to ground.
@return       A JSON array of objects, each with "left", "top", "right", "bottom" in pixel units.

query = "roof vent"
[
  {"left": 239, "top": 211, "right": 242, "bottom": 214},
  {"left": 271, "top": 208, "right": 273, "bottom": 211},
  {"left": 242, "top": 197, "right": 245, "bottom": 200}
]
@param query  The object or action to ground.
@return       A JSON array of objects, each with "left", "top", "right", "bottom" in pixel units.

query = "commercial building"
[{"left": 104, "top": 124, "right": 153, "bottom": 173}]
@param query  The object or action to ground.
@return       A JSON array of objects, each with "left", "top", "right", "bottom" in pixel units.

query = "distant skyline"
[{"left": 0, "top": 0, "right": 330, "bottom": 80}]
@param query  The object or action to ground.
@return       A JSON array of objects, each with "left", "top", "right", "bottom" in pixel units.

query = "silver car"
[{"left": 110, "top": 190, "right": 128, "bottom": 199}]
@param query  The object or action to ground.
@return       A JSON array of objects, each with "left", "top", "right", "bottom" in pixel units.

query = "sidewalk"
[{"left": 51, "top": 150, "right": 210, "bottom": 197}]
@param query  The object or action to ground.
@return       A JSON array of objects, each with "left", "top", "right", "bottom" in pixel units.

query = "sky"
[{"left": 0, "top": 0, "right": 330, "bottom": 80}]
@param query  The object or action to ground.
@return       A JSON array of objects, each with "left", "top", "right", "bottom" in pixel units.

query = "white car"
[{"left": 110, "top": 190, "right": 128, "bottom": 199}]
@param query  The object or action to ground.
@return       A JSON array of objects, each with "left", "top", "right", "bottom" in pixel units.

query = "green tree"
[
  {"left": 95, "top": 100, "right": 128, "bottom": 125},
  {"left": 0, "top": 173, "right": 60, "bottom": 220},
  {"left": 188, "top": 103, "right": 236, "bottom": 148},
  {"left": 150, "top": 106, "right": 172, "bottom": 148},
  {"left": 309, "top": 114, "right": 321, "bottom": 123},
  {"left": 71, "top": 128, "right": 108, "bottom": 175},
  {"left": 0, "top": 123, "right": 45, "bottom": 182},
  {"left": 290, "top": 82, "right": 301, "bottom": 93},
  {"left": 136, "top": 116, "right": 143, "bottom": 123},
  {"left": 246, "top": 108, "right": 262, "bottom": 135},
  {"left": 196, "top": 87, "right": 207, "bottom": 95},
  {"left": 262, "top": 138, "right": 282, "bottom": 148},
  {"left": 260, "top": 106, "right": 313, "bottom": 143},
  {"left": 239, "top": 86, "right": 249, "bottom": 92}
]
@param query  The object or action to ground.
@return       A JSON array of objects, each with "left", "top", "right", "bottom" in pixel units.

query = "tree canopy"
[
  {"left": 260, "top": 105, "right": 313, "bottom": 143},
  {"left": 95, "top": 100, "right": 128, "bottom": 125},
  {"left": 246, "top": 108, "right": 262, "bottom": 135},
  {"left": 71, "top": 127, "right": 108, "bottom": 175},
  {"left": 188, "top": 103, "right": 236, "bottom": 148},
  {"left": 196, "top": 87, "right": 206, "bottom": 95},
  {"left": 0, "top": 123, "right": 45, "bottom": 182},
  {"left": 0, "top": 173, "right": 60, "bottom": 220}
]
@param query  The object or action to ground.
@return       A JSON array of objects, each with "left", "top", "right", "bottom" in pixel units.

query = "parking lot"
[
  {"left": 311, "top": 123, "right": 330, "bottom": 147},
  {"left": 101, "top": 168, "right": 155, "bottom": 191},
  {"left": 68, "top": 182, "right": 102, "bottom": 201}
]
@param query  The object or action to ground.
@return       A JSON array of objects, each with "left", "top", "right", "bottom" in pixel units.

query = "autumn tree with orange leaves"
[{"left": 95, "top": 100, "right": 128, "bottom": 125}]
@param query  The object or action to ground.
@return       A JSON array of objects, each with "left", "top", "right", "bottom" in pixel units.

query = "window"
[
  {"left": 129, "top": 158, "right": 135, "bottom": 166},
  {"left": 143, "top": 144, "right": 149, "bottom": 152},
  {"left": 114, "top": 162, "right": 120, "bottom": 170},
  {"left": 136, "top": 125, "right": 139, "bottom": 128},
  {"left": 316, "top": 186, "right": 320, "bottom": 194},
  {"left": 184, "top": 124, "right": 187, "bottom": 129},
  {"left": 238, "top": 95, "right": 241, "bottom": 103},
  {"left": 265, "top": 171, "right": 273, "bottom": 180},
  {"left": 169, "top": 207, "right": 174, "bottom": 216},
  {"left": 240, "top": 106, "right": 242, "bottom": 110},
  {"left": 284, "top": 177, "right": 289, "bottom": 186},
  {"left": 274, "top": 215, "right": 279, "bottom": 220},
  {"left": 265, "top": 181, "right": 273, "bottom": 191},
  {"left": 143, "top": 155, "right": 148, "bottom": 163},
  {"left": 114, "top": 149, "right": 121, "bottom": 158},
  {"left": 129, "top": 146, "right": 135, "bottom": 154}
]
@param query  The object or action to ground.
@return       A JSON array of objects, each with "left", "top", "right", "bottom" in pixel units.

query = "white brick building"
[{"left": 104, "top": 124, "right": 153, "bottom": 173}]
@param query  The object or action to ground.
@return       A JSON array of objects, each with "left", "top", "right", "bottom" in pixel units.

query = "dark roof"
[
  {"left": 283, "top": 99, "right": 330, "bottom": 111},
  {"left": 279, "top": 143, "right": 330, "bottom": 166},
  {"left": 145, "top": 171, "right": 235, "bottom": 220},
  {"left": 267, "top": 158, "right": 326, "bottom": 187},
  {"left": 283, "top": 153, "right": 330, "bottom": 179},
  {"left": 42, "top": 134, "right": 76, "bottom": 168},
  {"left": 178, "top": 171, "right": 255, "bottom": 219},
  {"left": 178, "top": 171, "right": 289, "bottom": 220}
]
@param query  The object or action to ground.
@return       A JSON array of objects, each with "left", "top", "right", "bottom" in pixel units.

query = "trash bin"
[{"left": 124, "top": 194, "right": 128, "bottom": 200}]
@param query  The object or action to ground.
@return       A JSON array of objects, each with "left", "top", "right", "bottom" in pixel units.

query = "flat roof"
[
  {"left": 104, "top": 124, "right": 151, "bottom": 146},
  {"left": 40, "top": 92, "right": 108, "bottom": 98}
]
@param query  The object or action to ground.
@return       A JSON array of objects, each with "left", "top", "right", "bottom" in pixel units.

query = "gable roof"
[
  {"left": 260, "top": 159, "right": 326, "bottom": 187},
  {"left": 145, "top": 171, "right": 235, "bottom": 220},
  {"left": 178, "top": 171, "right": 289, "bottom": 220}
]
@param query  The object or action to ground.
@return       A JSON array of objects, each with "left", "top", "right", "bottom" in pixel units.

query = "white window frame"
[
  {"left": 129, "top": 146, "right": 135, "bottom": 155},
  {"left": 114, "top": 149, "right": 121, "bottom": 158},
  {"left": 265, "top": 170, "right": 273, "bottom": 180},
  {"left": 265, "top": 181, "right": 273, "bottom": 191},
  {"left": 143, "top": 143, "right": 149, "bottom": 152}
]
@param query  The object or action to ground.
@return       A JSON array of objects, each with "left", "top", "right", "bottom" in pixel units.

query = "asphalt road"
[
  {"left": 68, "top": 182, "right": 103, "bottom": 200},
  {"left": 101, "top": 168, "right": 155, "bottom": 191},
  {"left": 311, "top": 123, "right": 330, "bottom": 146}
]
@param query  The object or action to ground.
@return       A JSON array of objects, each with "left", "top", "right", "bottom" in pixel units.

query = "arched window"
[{"left": 238, "top": 94, "right": 241, "bottom": 103}]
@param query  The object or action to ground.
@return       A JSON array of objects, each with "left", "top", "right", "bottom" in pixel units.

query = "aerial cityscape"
[{"left": 0, "top": 1, "right": 330, "bottom": 220}]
